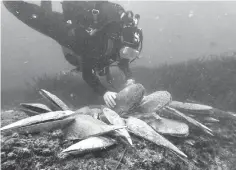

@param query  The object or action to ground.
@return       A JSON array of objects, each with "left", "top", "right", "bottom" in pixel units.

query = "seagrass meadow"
[{"left": 1, "top": 54, "right": 236, "bottom": 170}]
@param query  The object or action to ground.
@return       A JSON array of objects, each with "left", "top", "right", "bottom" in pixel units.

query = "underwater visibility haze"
[
  {"left": 1, "top": 1, "right": 236, "bottom": 170},
  {"left": 1, "top": 1, "right": 236, "bottom": 92}
]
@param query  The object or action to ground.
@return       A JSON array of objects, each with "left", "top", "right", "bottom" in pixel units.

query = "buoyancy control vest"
[
  {"left": 61, "top": 1, "right": 125, "bottom": 37},
  {"left": 61, "top": 1, "right": 143, "bottom": 69}
]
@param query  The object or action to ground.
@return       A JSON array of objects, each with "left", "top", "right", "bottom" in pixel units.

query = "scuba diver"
[
  {"left": 3, "top": 1, "right": 143, "bottom": 108},
  {"left": 61, "top": 1, "right": 143, "bottom": 108}
]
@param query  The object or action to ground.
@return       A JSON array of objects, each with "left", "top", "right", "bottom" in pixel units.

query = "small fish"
[
  {"left": 165, "top": 106, "right": 213, "bottom": 136},
  {"left": 137, "top": 91, "right": 172, "bottom": 113},
  {"left": 19, "top": 103, "right": 52, "bottom": 116},
  {"left": 39, "top": 89, "right": 69, "bottom": 111},
  {"left": 169, "top": 101, "right": 213, "bottom": 114},
  {"left": 61, "top": 136, "right": 116, "bottom": 155},
  {"left": 63, "top": 114, "right": 126, "bottom": 140},
  {"left": 102, "top": 107, "right": 133, "bottom": 146},
  {"left": 0, "top": 110, "right": 74, "bottom": 134},
  {"left": 114, "top": 83, "right": 145, "bottom": 114},
  {"left": 125, "top": 117, "right": 187, "bottom": 158}
]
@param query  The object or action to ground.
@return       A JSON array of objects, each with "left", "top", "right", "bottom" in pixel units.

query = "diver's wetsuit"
[
  {"left": 82, "top": 55, "right": 133, "bottom": 96},
  {"left": 65, "top": 1, "right": 135, "bottom": 96},
  {"left": 77, "top": 22, "right": 133, "bottom": 96},
  {"left": 3, "top": 0, "right": 134, "bottom": 97}
]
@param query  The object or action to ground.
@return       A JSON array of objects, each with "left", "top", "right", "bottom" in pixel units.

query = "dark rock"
[
  {"left": 41, "top": 148, "right": 53, "bottom": 156},
  {"left": 14, "top": 147, "right": 31, "bottom": 158},
  {"left": 51, "top": 130, "right": 64, "bottom": 139},
  {"left": 11, "top": 133, "right": 19, "bottom": 138},
  {"left": 1, "top": 152, "right": 6, "bottom": 160},
  {"left": 7, "top": 152, "right": 17, "bottom": 159},
  {"left": 1, "top": 160, "right": 16, "bottom": 170}
]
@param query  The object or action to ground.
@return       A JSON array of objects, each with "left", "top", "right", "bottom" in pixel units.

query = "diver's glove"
[
  {"left": 125, "top": 79, "right": 135, "bottom": 87},
  {"left": 103, "top": 91, "right": 117, "bottom": 108},
  {"left": 86, "top": 28, "right": 98, "bottom": 36}
]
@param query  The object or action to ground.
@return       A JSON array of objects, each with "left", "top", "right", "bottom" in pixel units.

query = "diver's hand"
[
  {"left": 103, "top": 91, "right": 117, "bottom": 108},
  {"left": 126, "top": 79, "right": 135, "bottom": 86}
]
